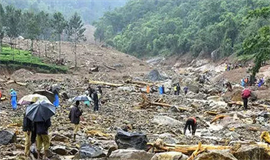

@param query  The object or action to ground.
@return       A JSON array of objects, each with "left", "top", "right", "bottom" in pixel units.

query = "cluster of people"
[
  {"left": 86, "top": 85, "right": 102, "bottom": 111},
  {"left": 241, "top": 76, "right": 264, "bottom": 88},
  {"left": 225, "top": 63, "right": 242, "bottom": 71},
  {"left": 158, "top": 84, "right": 188, "bottom": 95}
]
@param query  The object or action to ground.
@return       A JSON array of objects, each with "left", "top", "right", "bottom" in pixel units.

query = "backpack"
[{"left": 242, "top": 89, "right": 251, "bottom": 98}]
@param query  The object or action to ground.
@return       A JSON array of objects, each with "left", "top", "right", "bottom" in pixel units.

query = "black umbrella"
[
  {"left": 26, "top": 100, "right": 56, "bottom": 122},
  {"left": 72, "top": 95, "right": 91, "bottom": 102},
  {"left": 33, "top": 90, "right": 55, "bottom": 103}
]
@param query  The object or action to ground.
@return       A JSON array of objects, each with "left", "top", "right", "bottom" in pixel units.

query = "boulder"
[
  {"left": 233, "top": 146, "right": 270, "bottom": 160},
  {"left": 52, "top": 145, "right": 68, "bottom": 155},
  {"left": 194, "top": 151, "right": 237, "bottom": 160},
  {"left": 115, "top": 130, "right": 148, "bottom": 150},
  {"left": 79, "top": 144, "right": 105, "bottom": 158},
  {"left": 152, "top": 116, "right": 182, "bottom": 127},
  {"left": 0, "top": 130, "right": 16, "bottom": 145},
  {"left": 146, "top": 69, "right": 164, "bottom": 82},
  {"left": 187, "top": 84, "right": 200, "bottom": 93},
  {"left": 109, "top": 149, "right": 154, "bottom": 160},
  {"left": 151, "top": 152, "right": 188, "bottom": 160}
]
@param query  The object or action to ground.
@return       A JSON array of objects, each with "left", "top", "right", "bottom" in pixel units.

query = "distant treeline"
[
  {"left": 1, "top": 0, "right": 128, "bottom": 23},
  {"left": 93, "top": 0, "right": 270, "bottom": 59}
]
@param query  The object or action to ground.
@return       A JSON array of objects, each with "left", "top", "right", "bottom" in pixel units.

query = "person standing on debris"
[
  {"left": 225, "top": 81, "right": 232, "bottom": 92},
  {"left": 258, "top": 78, "right": 264, "bottom": 88},
  {"left": 162, "top": 85, "right": 165, "bottom": 94},
  {"left": 87, "top": 85, "right": 94, "bottom": 98},
  {"left": 176, "top": 83, "right": 181, "bottom": 95},
  {"left": 36, "top": 118, "right": 51, "bottom": 159},
  {"left": 183, "top": 86, "right": 188, "bottom": 95},
  {"left": 184, "top": 117, "right": 197, "bottom": 136},
  {"left": 242, "top": 87, "right": 251, "bottom": 110},
  {"left": 0, "top": 90, "right": 2, "bottom": 101},
  {"left": 241, "top": 78, "right": 245, "bottom": 87},
  {"left": 93, "top": 90, "right": 99, "bottom": 111},
  {"left": 53, "top": 89, "right": 60, "bottom": 108},
  {"left": 174, "top": 85, "right": 178, "bottom": 95},
  {"left": 69, "top": 101, "right": 83, "bottom": 141},
  {"left": 23, "top": 112, "right": 33, "bottom": 157},
  {"left": 10, "top": 89, "right": 17, "bottom": 110}
]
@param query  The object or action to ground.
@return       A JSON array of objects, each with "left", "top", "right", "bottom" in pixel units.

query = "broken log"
[
  {"left": 89, "top": 80, "right": 123, "bottom": 87},
  {"left": 260, "top": 131, "right": 270, "bottom": 144},
  {"left": 103, "top": 63, "right": 116, "bottom": 70},
  {"left": 205, "top": 111, "right": 218, "bottom": 116},
  {"left": 125, "top": 79, "right": 154, "bottom": 86},
  {"left": 137, "top": 94, "right": 189, "bottom": 111},
  {"left": 148, "top": 139, "right": 231, "bottom": 155},
  {"left": 210, "top": 115, "right": 228, "bottom": 124}
]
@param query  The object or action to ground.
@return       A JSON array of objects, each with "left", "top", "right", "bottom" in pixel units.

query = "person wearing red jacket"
[
  {"left": 184, "top": 117, "right": 197, "bottom": 135},
  {"left": 242, "top": 87, "right": 251, "bottom": 110}
]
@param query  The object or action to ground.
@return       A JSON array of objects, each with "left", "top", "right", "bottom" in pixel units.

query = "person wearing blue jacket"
[{"left": 10, "top": 89, "right": 17, "bottom": 110}]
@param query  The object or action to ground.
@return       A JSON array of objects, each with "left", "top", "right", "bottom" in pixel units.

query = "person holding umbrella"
[
  {"left": 25, "top": 100, "right": 55, "bottom": 159},
  {"left": 23, "top": 112, "right": 33, "bottom": 158},
  {"left": 35, "top": 118, "right": 51, "bottom": 159},
  {"left": 69, "top": 101, "right": 83, "bottom": 141}
]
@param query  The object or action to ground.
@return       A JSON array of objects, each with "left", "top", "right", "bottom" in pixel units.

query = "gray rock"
[
  {"left": 79, "top": 144, "right": 105, "bottom": 158},
  {"left": 233, "top": 146, "right": 270, "bottom": 160},
  {"left": 195, "top": 151, "right": 237, "bottom": 160},
  {"left": 115, "top": 130, "right": 148, "bottom": 150},
  {"left": 109, "top": 149, "right": 154, "bottom": 160},
  {"left": 152, "top": 115, "right": 182, "bottom": 127},
  {"left": 0, "top": 130, "right": 16, "bottom": 145},
  {"left": 146, "top": 69, "right": 164, "bottom": 82},
  {"left": 151, "top": 151, "right": 188, "bottom": 160}
]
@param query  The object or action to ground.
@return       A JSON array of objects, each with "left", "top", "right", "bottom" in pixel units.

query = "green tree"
[
  {"left": 4, "top": 5, "right": 22, "bottom": 60},
  {"left": 66, "top": 12, "right": 86, "bottom": 68},
  {"left": 242, "top": 7, "right": 270, "bottom": 76},
  {"left": 51, "top": 12, "right": 67, "bottom": 58},
  {"left": 0, "top": 4, "right": 5, "bottom": 53}
]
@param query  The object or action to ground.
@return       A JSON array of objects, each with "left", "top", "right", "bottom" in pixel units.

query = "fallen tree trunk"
[
  {"left": 148, "top": 141, "right": 231, "bottom": 155},
  {"left": 89, "top": 80, "right": 123, "bottom": 87},
  {"left": 125, "top": 79, "right": 154, "bottom": 86},
  {"left": 103, "top": 63, "right": 116, "bottom": 70}
]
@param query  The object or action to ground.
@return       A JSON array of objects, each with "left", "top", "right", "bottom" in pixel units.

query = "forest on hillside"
[
  {"left": 1, "top": 0, "right": 128, "bottom": 23},
  {"left": 94, "top": 0, "right": 270, "bottom": 60}
]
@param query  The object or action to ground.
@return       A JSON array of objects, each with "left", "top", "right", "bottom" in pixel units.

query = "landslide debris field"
[{"left": 1, "top": 40, "right": 270, "bottom": 160}]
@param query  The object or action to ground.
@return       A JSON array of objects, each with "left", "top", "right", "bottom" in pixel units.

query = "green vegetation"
[
  {"left": 0, "top": 3, "right": 87, "bottom": 72},
  {"left": 94, "top": 0, "right": 270, "bottom": 58},
  {"left": 242, "top": 7, "right": 270, "bottom": 76},
  {"left": 1, "top": 0, "right": 128, "bottom": 23},
  {"left": 0, "top": 45, "right": 67, "bottom": 73}
]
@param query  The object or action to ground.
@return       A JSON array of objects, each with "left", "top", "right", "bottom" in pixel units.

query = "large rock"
[
  {"left": 0, "top": 130, "right": 16, "bottom": 145},
  {"left": 146, "top": 69, "right": 164, "bottom": 82},
  {"left": 152, "top": 116, "right": 182, "bottom": 127},
  {"left": 115, "top": 130, "right": 148, "bottom": 150},
  {"left": 109, "top": 149, "right": 154, "bottom": 160},
  {"left": 187, "top": 84, "right": 200, "bottom": 93},
  {"left": 233, "top": 146, "right": 270, "bottom": 160},
  {"left": 79, "top": 144, "right": 105, "bottom": 158},
  {"left": 151, "top": 151, "right": 188, "bottom": 160},
  {"left": 194, "top": 151, "right": 237, "bottom": 160}
]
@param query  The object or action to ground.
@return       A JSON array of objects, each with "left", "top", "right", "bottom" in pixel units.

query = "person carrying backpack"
[{"left": 242, "top": 87, "right": 251, "bottom": 110}]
